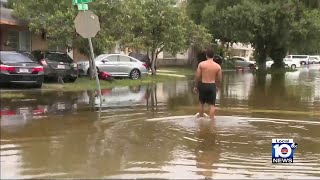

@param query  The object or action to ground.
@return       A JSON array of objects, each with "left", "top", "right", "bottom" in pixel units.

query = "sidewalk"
[{"left": 155, "top": 69, "right": 187, "bottom": 78}]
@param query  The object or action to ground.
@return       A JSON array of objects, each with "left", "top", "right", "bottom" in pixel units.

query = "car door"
[
  {"left": 98, "top": 55, "right": 119, "bottom": 75},
  {"left": 230, "top": 58, "right": 238, "bottom": 66},
  {"left": 118, "top": 55, "right": 133, "bottom": 76},
  {"left": 235, "top": 58, "right": 244, "bottom": 67}
]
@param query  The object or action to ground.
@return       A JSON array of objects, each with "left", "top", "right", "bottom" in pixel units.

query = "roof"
[{"left": 0, "top": 7, "right": 26, "bottom": 26}]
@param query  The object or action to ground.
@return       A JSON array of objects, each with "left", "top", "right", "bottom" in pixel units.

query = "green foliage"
[
  {"left": 9, "top": 0, "right": 210, "bottom": 75},
  {"left": 186, "top": 0, "right": 320, "bottom": 70},
  {"left": 120, "top": 0, "right": 212, "bottom": 74}
]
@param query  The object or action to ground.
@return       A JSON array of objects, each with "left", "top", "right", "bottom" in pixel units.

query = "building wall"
[
  {"left": 31, "top": 33, "right": 88, "bottom": 62},
  {"left": 31, "top": 33, "right": 48, "bottom": 51},
  {"left": 229, "top": 43, "right": 254, "bottom": 59},
  {"left": 73, "top": 48, "right": 89, "bottom": 62}
]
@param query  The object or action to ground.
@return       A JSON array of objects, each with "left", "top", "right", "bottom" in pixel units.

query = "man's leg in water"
[
  {"left": 209, "top": 105, "right": 216, "bottom": 119},
  {"left": 197, "top": 103, "right": 205, "bottom": 117}
]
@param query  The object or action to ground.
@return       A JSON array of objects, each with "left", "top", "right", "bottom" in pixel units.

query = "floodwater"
[{"left": 1, "top": 65, "right": 320, "bottom": 179}]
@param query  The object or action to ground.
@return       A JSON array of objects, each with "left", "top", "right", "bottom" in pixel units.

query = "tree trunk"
[
  {"left": 89, "top": 58, "right": 95, "bottom": 79},
  {"left": 270, "top": 47, "right": 287, "bottom": 69},
  {"left": 151, "top": 50, "right": 157, "bottom": 75},
  {"left": 254, "top": 41, "right": 268, "bottom": 72}
]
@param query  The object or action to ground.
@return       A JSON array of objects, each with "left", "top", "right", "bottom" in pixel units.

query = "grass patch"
[
  {"left": 43, "top": 74, "right": 187, "bottom": 92},
  {"left": 158, "top": 67, "right": 194, "bottom": 76},
  {"left": 1, "top": 92, "right": 26, "bottom": 99},
  {"left": 41, "top": 67, "right": 194, "bottom": 92}
]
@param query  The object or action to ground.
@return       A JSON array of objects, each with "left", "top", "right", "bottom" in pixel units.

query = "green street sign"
[
  {"left": 73, "top": 0, "right": 92, "bottom": 5},
  {"left": 77, "top": 3, "right": 88, "bottom": 10}
]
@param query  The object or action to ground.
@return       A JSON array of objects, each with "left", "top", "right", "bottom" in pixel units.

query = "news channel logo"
[{"left": 272, "top": 139, "right": 298, "bottom": 163}]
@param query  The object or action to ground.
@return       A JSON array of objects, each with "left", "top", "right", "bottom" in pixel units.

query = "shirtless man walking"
[{"left": 193, "top": 49, "right": 222, "bottom": 119}]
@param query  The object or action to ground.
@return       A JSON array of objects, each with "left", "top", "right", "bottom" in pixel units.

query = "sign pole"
[
  {"left": 88, "top": 37, "right": 102, "bottom": 106},
  {"left": 73, "top": 0, "right": 102, "bottom": 106}
]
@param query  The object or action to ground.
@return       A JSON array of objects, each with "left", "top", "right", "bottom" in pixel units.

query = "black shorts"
[{"left": 198, "top": 82, "right": 216, "bottom": 105}]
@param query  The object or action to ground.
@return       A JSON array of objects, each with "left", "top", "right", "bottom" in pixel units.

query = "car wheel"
[
  {"left": 130, "top": 69, "right": 141, "bottom": 80},
  {"left": 291, "top": 64, "right": 296, "bottom": 70}
]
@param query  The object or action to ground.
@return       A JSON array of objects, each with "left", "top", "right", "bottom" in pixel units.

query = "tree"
[
  {"left": 122, "top": 0, "right": 211, "bottom": 75},
  {"left": 186, "top": 0, "right": 320, "bottom": 71},
  {"left": 9, "top": 0, "right": 136, "bottom": 55},
  {"left": 10, "top": 0, "right": 210, "bottom": 75}
]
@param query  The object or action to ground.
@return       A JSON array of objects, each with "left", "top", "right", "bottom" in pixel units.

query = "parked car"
[
  {"left": 0, "top": 51, "right": 44, "bottom": 88},
  {"left": 266, "top": 57, "right": 301, "bottom": 70},
  {"left": 78, "top": 54, "right": 149, "bottom": 79},
  {"left": 31, "top": 50, "right": 78, "bottom": 82},
  {"left": 309, "top": 56, "right": 320, "bottom": 64},
  {"left": 266, "top": 60, "right": 274, "bottom": 69},
  {"left": 128, "top": 52, "right": 152, "bottom": 70},
  {"left": 284, "top": 55, "right": 310, "bottom": 65},
  {"left": 229, "top": 56, "right": 256, "bottom": 69}
]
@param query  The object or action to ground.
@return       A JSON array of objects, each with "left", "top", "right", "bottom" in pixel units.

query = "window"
[
  {"left": 107, "top": 55, "right": 118, "bottom": 62},
  {"left": 119, "top": 56, "right": 131, "bottom": 62},
  {"left": 19, "top": 31, "right": 31, "bottom": 51},
  {"left": 8, "top": 29, "right": 31, "bottom": 51},
  {"left": 46, "top": 53, "right": 73, "bottom": 63},
  {"left": 292, "top": 56, "right": 308, "bottom": 59},
  {"left": 7, "top": 30, "right": 19, "bottom": 50},
  {"left": 0, "top": 52, "right": 34, "bottom": 63},
  {"left": 130, "top": 58, "right": 137, "bottom": 62},
  {"left": 7, "top": 30, "right": 31, "bottom": 51}
]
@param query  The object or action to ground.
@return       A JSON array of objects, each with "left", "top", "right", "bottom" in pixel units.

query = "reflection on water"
[{"left": 1, "top": 65, "right": 320, "bottom": 179}]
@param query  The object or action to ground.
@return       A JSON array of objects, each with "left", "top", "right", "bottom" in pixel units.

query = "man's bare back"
[{"left": 198, "top": 59, "right": 222, "bottom": 84}]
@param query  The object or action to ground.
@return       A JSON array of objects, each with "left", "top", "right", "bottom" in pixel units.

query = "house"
[
  {"left": 0, "top": 2, "right": 31, "bottom": 52},
  {"left": 229, "top": 43, "right": 254, "bottom": 60},
  {"left": 154, "top": 43, "right": 254, "bottom": 66}
]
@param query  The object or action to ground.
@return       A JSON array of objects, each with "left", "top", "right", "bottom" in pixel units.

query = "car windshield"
[
  {"left": 46, "top": 53, "right": 73, "bottom": 63},
  {"left": 19, "top": 52, "right": 37, "bottom": 62},
  {"left": 0, "top": 52, "right": 35, "bottom": 64}
]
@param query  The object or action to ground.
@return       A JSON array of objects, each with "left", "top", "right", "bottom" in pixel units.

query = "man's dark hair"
[{"left": 205, "top": 49, "right": 214, "bottom": 58}]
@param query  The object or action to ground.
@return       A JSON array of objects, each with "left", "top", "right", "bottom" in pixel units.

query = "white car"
[
  {"left": 266, "top": 60, "right": 274, "bottom": 69},
  {"left": 230, "top": 56, "right": 256, "bottom": 69},
  {"left": 309, "top": 56, "right": 320, "bottom": 64},
  {"left": 283, "top": 58, "right": 301, "bottom": 69},
  {"left": 266, "top": 58, "right": 301, "bottom": 70},
  {"left": 77, "top": 54, "right": 149, "bottom": 79},
  {"left": 284, "top": 55, "right": 310, "bottom": 65}
]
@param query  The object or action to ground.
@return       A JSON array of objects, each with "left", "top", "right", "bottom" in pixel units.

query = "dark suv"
[{"left": 32, "top": 51, "right": 78, "bottom": 82}]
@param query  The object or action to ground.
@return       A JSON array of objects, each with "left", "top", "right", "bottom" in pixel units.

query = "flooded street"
[{"left": 1, "top": 65, "right": 320, "bottom": 179}]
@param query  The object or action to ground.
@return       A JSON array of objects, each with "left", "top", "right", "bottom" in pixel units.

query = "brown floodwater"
[{"left": 1, "top": 65, "right": 320, "bottom": 179}]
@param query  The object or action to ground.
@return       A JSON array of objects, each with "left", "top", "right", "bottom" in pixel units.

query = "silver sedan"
[{"left": 78, "top": 54, "right": 149, "bottom": 79}]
